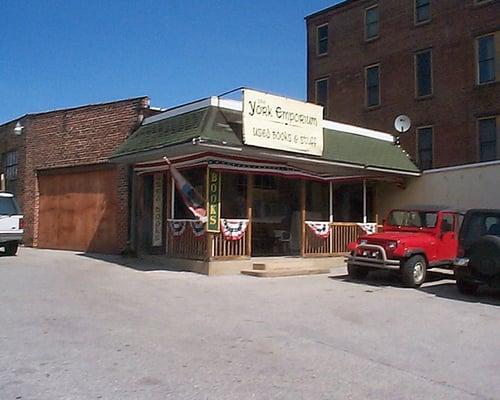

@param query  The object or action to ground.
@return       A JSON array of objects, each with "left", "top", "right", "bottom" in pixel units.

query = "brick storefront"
[
  {"left": 306, "top": 0, "right": 500, "bottom": 169},
  {"left": 0, "top": 97, "right": 152, "bottom": 253}
]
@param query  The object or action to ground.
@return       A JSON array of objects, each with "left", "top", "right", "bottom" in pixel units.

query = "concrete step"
[{"left": 241, "top": 266, "right": 330, "bottom": 278}]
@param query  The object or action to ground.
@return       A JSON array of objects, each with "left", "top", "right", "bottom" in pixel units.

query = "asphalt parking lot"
[{"left": 0, "top": 248, "right": 499, "bottom": 400}]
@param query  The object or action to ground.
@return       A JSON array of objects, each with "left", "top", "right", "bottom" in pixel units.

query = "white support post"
[
  {"left": 171, "top": 177, "right": 175, "bottom": 219},
  {"left": 363, "top": 179, "right": 367, "bottom": 224},
  {"left": 329, "top": 181, "right": 334, "bottom": 253}
]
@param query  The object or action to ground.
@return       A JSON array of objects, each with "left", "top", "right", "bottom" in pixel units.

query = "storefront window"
[
  {"left": 333, "top": 183, "right": 375, "bottom": 222},
  {"left": 306, "top": 181, "right": 329, "bottom": 221},
  {"left": 221, "top": 173, "right": 247, "bottom": 219},
  {"left": 173, "top": 167, "right": 206, "bottom": 219}
]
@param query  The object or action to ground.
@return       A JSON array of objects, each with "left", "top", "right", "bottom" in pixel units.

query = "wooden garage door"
[{"left": 38, "top": 167, "right": 120, "bottom": 253}]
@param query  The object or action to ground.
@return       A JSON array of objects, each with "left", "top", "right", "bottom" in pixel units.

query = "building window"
[
  {"left": 317, "top": 24, "right": 328, "bottom": 56},
  {"left": 365, "top": 65, "right": 380, "bottom": 107},
  {"left": 417, "top": 127, "right": 433, "bottom": 170},
  {"left": 315, "top": 78, "right": 328, "bottom": 115},
  {"left": 415, "top": 50, "right": 433, "bottom": 97},
  {"left": 365, "top": 6, "right": 379, "bottom": 40},
  {"left": 477, "top": 34, "right": 496, "bottom": 84},
  {"left": 2, "top": 150, "right": 18, "bottom": 195},
  {"left": 415, "top": 0, "right": 431, "bottom": 24},
  {"left": 478, "top": 117, "right": 497, "bottom": 162}
]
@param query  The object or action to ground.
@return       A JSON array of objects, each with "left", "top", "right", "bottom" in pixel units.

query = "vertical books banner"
[
  {"left": 152, "top": 173, "right": 164, "bottom": 246},
  {"left": 207, "top": 169, "right": 221, "bottom": 233}
]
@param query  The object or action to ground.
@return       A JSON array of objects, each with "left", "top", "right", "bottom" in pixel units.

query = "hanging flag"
[{"left": 164, "top": 157, "right": 207, "bottom": 221}]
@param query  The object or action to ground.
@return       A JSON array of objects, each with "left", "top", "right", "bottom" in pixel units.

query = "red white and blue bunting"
[
  {"left": 168, "top": 219, "right": 206, "bottom": 238},
  {"left": 190, "top": 220, "right": 206, "bottom": 238},
  {"left": 168, "top": 220, "right": 187, "bottom": 236},
  {"left": 357, "top": 223, "right": 378, "bottom": 235},
  {"left": 221, "top": 219, "right": 249, "bottom": 241},
  {"left": 306, "top": 221, "right": 331, "bottom": 239}
]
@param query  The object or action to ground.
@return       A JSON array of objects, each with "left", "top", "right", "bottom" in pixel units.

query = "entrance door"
[{"left": 251, "top": 176, "right": 300, "bottom": 256}]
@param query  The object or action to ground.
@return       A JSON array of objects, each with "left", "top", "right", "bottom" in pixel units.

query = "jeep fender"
[{"left": 403, "top": 249, "right": 428, "bottom": 263}]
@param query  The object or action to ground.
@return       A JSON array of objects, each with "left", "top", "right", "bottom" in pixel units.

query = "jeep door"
[{"left": 438, "top": 213, "right": 459, "bottom": 261}]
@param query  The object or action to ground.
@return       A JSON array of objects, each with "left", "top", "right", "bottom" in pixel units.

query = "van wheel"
[
  {"left": 401, "top": 255, "right": 427, "bottom": 287},
  {"left": 347, "top": 263, "right": 369, "bottom": 279},
  {"left": 4, "top": 243, "right": 18, "bottom": 256}
]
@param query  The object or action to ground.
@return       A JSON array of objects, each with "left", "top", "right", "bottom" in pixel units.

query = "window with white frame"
[
  {"left": 316, "top": 24, "right": 328, "bottom": 56},
  {"left": 478, "top": 117, "right": 498, "bottom": 162},
  {"left": 365, "top": 5, "right": 379, "bottom": 40},
  {"left": 415, "top": 0, "right": 431, "bottom": 24}
]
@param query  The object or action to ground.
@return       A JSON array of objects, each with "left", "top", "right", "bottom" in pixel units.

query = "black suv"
[{"left": 454, "top": 209, "right": 500, "bottom": 295}]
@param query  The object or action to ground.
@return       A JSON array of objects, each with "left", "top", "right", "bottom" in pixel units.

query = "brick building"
[
  {"left": 0, "top": 97, "right": 152, "bottom": 253},
  {"left": 306, "top": 0, "right": 500, "bottom": 169}
]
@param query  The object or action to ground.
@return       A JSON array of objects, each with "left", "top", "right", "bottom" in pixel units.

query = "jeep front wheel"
[
  {"left": 401, "top": 255, "right": 427, "bottom": 287},
  {"left": 347, "top": 263, "right": 369, "bottom": 279}
]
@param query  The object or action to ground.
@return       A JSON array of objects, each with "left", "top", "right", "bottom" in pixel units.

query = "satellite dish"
[{"left": 394, "top": 115, "right": 411, "bottom": 134}]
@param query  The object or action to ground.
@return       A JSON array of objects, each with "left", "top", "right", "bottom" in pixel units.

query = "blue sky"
[{"left": 0, "top": 0, "right": 341, "bottom": 122}]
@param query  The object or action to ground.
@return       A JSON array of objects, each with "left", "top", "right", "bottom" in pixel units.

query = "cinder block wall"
[{"left": 376, "top": 163, "right": 500, "bottom": 218}]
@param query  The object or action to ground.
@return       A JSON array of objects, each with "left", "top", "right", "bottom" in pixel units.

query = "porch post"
[
  {"left": 246, "top": 174, "right": 253, "bottom": 257},
  {"left": 363, "top": 179, "right": 367, "bottom": 224},
  {"left": 129, "top": 168, "right": 138, "bottom": 253},
  {"left": 329, "top": 181, "right": 334, "bottom": 254},
  {"left": 300, "top": 180, "right": 306, "bottom": 257}
]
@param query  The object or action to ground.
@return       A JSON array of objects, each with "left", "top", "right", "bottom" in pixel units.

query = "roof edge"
[
  {"left": 0, "top": 96, "right": 150, "bottom": 127},
  {"left": 305, "top": 0, "right": 358, "bottom": 21}
]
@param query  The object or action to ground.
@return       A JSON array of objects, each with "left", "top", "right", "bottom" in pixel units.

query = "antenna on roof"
[{"left": 394, "top": 115, "right": 411, "bottom": 146}]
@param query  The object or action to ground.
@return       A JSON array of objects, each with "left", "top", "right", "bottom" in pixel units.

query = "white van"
[{"left": 0, "top": 193, "right": 23, "bottom": 256}]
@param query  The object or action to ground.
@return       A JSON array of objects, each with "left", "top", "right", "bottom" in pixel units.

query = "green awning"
[{"left": 111, "top": 105, "right": 419, "bottom": 175}]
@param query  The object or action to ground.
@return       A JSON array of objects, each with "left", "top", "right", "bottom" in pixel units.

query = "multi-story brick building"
[
  {"left": 0, "top": 97, "right": 152, "bottom": 253},
  {"left": 306, "top": 0, "right": 500, "bottom": 169}
]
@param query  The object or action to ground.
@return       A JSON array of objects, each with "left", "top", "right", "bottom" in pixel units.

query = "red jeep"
[{"left": 346, "top": 208, "right": 460, "bottom": 287}]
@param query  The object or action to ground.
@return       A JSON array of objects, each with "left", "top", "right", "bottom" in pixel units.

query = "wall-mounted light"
[{"left": 14, "top": 121, "right": 24, "bottom": 136}]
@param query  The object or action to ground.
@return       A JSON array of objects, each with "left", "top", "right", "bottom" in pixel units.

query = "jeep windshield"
[
  {"left": 387, "top": 210, "right": 438, "bottom": 229},
  {"left": 0, "top": 197, "right": 20, "bottom": 216}
]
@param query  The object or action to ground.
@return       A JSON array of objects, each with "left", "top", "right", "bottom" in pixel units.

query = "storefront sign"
[
  {"left": 207, "top": 169, "right": 221, "bottom": 232},
  {"left": 242, "top": 89, "right": 324, "bottom": 156},
  {"left": 152, "top": 173, "right": 164, "bottom": 246}
]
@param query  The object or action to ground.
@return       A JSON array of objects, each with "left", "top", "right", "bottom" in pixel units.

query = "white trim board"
[{"left": 143, "top": 96, "right": 394, "bottom": 143}]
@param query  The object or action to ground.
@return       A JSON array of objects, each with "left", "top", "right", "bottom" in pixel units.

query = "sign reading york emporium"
[{"left": 242, "top": 89, "right": 324, "bottom": 156}]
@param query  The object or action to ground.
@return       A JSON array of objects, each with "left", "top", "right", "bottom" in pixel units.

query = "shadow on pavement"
[
  {"left": 330, "top": 269, "right": 500, "bottom": 306},
  {"left": 77, "top": 252, "right": 190, "bottom": 273}
]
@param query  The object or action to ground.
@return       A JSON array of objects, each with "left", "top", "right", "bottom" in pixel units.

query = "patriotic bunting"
[
  {"left": 190, "top": 220, "right": 206, "bottom": 238},
  {"left": 169, "top": 220, "right": 186, "bottom": 236},
  {"left": 357, "top": 223, "right": 378, "bottom": 235},
  {"left": 306, "top": 221, "right": 331, "bottom": 239},
  {"left": 221, "top": 219, "right": 249, "bottom": 241}
]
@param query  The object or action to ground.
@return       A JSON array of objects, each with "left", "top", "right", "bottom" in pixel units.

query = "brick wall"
[
  {"left": 306, "top": 0, "right": 500, "bottom": 168},
  {"left": 1, "top": 97, "right": 150, "bottom": 253}
]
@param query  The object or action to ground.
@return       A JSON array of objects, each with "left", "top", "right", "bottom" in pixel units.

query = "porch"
[{"left": 110, "top": 92, "right": 419, "bottom": 275}]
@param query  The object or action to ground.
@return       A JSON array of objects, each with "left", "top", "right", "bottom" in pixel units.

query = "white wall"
[{"left": 376, "top": 161, "right": 500, "bottom": 218}]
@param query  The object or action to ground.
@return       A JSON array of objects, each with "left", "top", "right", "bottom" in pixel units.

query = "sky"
[{"left": 0, "top": 0, "right": 342, "bottom": 122}]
